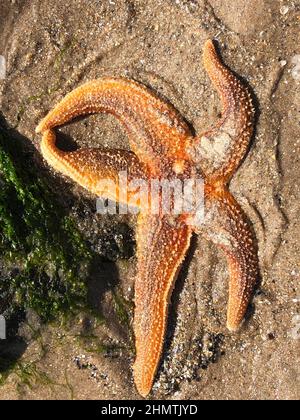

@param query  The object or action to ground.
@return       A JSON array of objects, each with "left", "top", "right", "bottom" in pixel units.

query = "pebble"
[
  {"left": 0, "top": 56, "right": 6, "bottom": 79},
  {"left": 291, "top": 270, "right": 297, "bottom": 276},
  {"left": 73, "top": 355, "right": 104, "bottom": 382},
  {"left": 280, "top": 6, "right": 289, "bottom": 15},
  {"left": 291, "top": 55, "right": 300, "bottom": 81}
]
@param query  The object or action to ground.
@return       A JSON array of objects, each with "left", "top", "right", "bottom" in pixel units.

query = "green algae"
[
  {"left": 0, "top": 128, "right": 92, "bottom": 323},
  {"left": 0, "top": 357, "right": 75, "bottom": 399},
  {"left": 14, "top": 362, "right": 54, "bottom": 391},
  {"left": 112, "top": 289, "right": 132, "bottom": 328},
  {"left": 0, "top": 125, "right": 135, "bottom": 389},
  {"left": 75, "top": 330, "right": 124, "bottom": 358}
]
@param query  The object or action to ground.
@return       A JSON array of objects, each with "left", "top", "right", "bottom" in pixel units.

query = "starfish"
[{"left": 36, "top": 40, "right": 259, "bottom": 398}]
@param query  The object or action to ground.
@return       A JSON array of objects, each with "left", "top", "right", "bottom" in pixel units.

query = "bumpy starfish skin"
[
  {"left": 133, "top": 214, "right": 192, "bottom": 395},
  {"left": 36, "top": 40, "right": 259, "bottom": 398},
  {"left": 36, "top": 77, "right": 192, "bottom": 177},
  {"left": 190, "top": 40, "right": 255, "bottom": 183},
  {"left": 41, "top": 129, "right": 149, "bottom": 206},
  {"left": 198, "top": 189, "right": 258, "bottom": 331}
]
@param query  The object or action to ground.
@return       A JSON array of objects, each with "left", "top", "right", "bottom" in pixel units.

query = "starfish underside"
[{"left": 36, "top": 40, "right": 259, "bottom": 398}]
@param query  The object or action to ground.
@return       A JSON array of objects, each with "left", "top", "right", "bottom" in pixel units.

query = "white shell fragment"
[
  {"left": 0, "top": 55, "right": 6, "bottom": 79},
  {"left": 291, "top": 55, "right": 300, "bottom": 81}
]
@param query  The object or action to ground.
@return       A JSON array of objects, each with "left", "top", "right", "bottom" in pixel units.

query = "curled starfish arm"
[
  {"left": 40, "top": 129, "right": 148, "bottom": 206},
  {"left": 193, "top": 189, "right": 258, "bottom": 331},
  {"left": 133, "top": 214, "right": 192, "bottom": 397},
  {"left": 36, "top": 77, "right": 192, "bottom": 174},
  {"left": 191, "top": 40, "right": 255, "bottom": 182}
]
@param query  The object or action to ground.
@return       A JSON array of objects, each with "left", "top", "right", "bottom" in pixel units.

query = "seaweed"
[
  {"left": 0, "top": 124, "right": 135, "bottom": 390},
  {"left": 0, "top": 127, "right": 93, "bottom": 324},
  {"left": 112, "top": 288, "right": 132, "bottom": 328}
]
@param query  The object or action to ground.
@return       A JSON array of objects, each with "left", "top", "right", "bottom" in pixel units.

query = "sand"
[{"left": 0, "top": 0, "right": 299, "bottom": 400}]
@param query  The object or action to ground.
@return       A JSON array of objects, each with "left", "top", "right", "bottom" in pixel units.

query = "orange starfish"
[{"left": 36, "top": 40, "right": 258, "bottom": 398}]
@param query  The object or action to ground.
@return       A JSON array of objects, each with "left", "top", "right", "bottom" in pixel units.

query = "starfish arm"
[
  {"left": 40, "top": 129, "right": 148, "bottom": 206},
  {"left": 133, "top": 214, "right": 192, "bottom": 397},
  {"left": 190, "top": 40, "right": 255, "bottom": 182},
  {"left": 36, "top": 77, "right": 192, "bottom": 174},
  {"left": 193, "top": 189, "right": 258, "bottom": 331}
]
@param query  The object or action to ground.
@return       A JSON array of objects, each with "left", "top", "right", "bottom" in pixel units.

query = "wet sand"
[{"left": 0, "top": 0, "right": 299, "bottom": 400}]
